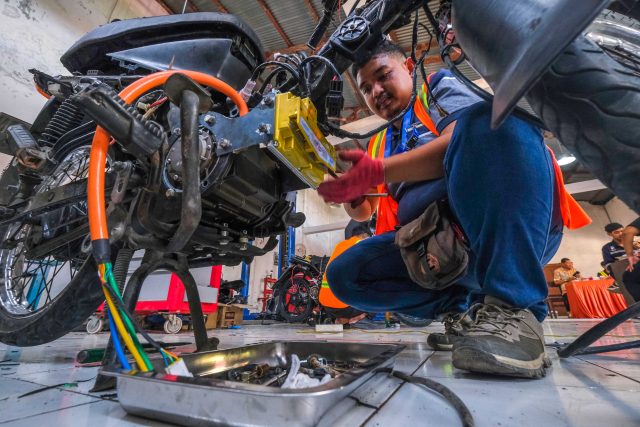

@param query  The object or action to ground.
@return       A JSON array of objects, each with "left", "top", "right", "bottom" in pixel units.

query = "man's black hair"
[
  {"left": 561, "top": 258, "right": 570, "bottom": 264},
  {"left": 352, "top": 225, "right": 373, "bottom": 238},
  {"left": 351, "top": 40, "right": 407, "bottom": 81},
  {"left": 605, "top": 222, "right": 623, "bottom": 233}
]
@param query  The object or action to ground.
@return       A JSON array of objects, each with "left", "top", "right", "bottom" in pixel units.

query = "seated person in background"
[
  {"left": 602, "top": 223, "right": 628, "bottom": 278},
  {"left": 622, "top": 217, "right": 640, "bottom": 302},
  {"left": 554, "top": 258, "right": 581, "bottom": 311},
  {"left": 319, "top": 225, "right": 382, "bottom": 329},
  {"left": 597, "top": 261, "right": 610, "bottom": 278}
]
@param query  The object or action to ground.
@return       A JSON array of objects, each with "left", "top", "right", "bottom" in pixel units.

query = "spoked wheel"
[
  {"left": 279, "top": 276, "right": 315, "bottom": 323},
  {"left": 0, "top": 146, "right": 116, "bottom": 346}
]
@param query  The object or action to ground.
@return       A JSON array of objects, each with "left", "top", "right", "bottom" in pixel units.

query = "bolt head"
[
  {"left": 204, "top": 115, "right": 215, "bottom": 125},
  {"left": 273, "top": 141, "right": 279, "bottom": 147},
  {"left": 239, "top": 244, "right": 248, "bottom": 251},
  {"left": 166, "top": 189, "right": 176, "bottom": 197},
  {"left": 174, "top": 128, "right": 181, "bottom": 136},
  {"left": 219, "top": 239, "right": 229, "bottom": 246}
]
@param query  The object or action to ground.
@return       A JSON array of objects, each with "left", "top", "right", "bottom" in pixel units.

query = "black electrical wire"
[
  {"left": 252, "top": 61, "right": 301, "bottom": 82},
  {"left": 103, "top": 284, "right": 164, "bottom": 354},
  {"left": 259, "top": 68, "right": 281, "bottom": 94},
  {"left": 326, "top": 52, "right": 427, "bottom": 139},
  {"left": 421, "top": 2, "right": 548, "bottom": 130},
  {"left": 376, "top": 368, "right": 475, "bottom": 427},
  {"left": 300, "top": 56, "right": 342, "bottom": 81}
]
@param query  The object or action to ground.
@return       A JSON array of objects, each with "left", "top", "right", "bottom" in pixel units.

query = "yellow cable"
[{"left": 104, "top": 288, "right": 149, "bottom": 371}]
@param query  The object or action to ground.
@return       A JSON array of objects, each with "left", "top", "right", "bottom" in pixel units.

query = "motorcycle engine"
[{"left": 152, "top": 120, "right": 286, "bottom": 237}]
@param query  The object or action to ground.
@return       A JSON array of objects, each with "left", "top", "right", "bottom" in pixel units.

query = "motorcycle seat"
[{"left": 61, "top": 12, "right": 264, "bottom": 76}]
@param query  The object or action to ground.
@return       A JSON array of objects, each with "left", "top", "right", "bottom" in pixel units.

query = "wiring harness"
[{"left": 88, "top": 70, "right": 248, "bottom": 373}]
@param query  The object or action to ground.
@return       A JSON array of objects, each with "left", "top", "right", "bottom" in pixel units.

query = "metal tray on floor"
[{"left": 100, "top": 340, "right": 405, "bottom": 427}]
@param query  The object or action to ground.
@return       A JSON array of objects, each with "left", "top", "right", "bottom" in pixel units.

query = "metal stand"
[
  {"left": 557, "top": 300, "right": 640, "bottom": 358},
  {"left": 91, "top": 250, "right": 219, "bottom": 392}
]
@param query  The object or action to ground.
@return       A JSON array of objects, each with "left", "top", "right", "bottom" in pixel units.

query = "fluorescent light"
[{"left": 557, "top": 156, "right": 576, "bottom": 166}]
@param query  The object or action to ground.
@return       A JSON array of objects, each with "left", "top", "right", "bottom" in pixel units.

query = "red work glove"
[{"left": 317, "top": 150, "right": 385, "bottom": 204}]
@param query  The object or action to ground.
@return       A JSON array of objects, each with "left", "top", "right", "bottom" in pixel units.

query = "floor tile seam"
[
  {"left": 358, "top": 351, "right": 436, "bottom": 427},
  {"left": 575, "top": 356, "right": 640, "bottom": 385},
  {"left": 0, "top": 400, "right": 103, "bottom": 424},
  {"left": 0, "top": 375, "right": 113, "bottom": 400}
]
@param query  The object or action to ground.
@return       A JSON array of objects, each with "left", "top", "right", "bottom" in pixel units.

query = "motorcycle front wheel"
[
  {"left": 0, "top": 146, "right": 115, "bottom": 346},
  {"left": 526, "top": 11, "right": 640, "bottom": 214}
]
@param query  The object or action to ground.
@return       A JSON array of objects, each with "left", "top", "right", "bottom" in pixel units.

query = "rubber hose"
[
  {"left": 376, "top": 367, "right": 475, "bottom": 427},
  {"left": 113, "top": 247, "right": 134, "bottom": 294}
]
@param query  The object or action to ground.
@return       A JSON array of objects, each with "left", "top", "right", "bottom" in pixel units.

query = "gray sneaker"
[
  {"left": 427, "top": 312, "right": 474, "bottom": 351},
  {"left": 451, "top": 296, "right": 552, "bottom": 379}
]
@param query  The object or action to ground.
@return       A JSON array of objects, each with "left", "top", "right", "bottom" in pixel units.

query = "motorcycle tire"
[
  {"left": 0, "top": 256, "right": 110, "bottom": 346},
  {"left": 0, "top": 145, "right": 116, "bottom": 346},
  {"left": 525, "top": 19, "right": 640, "bottom": 214},
  {"left": 394, "top": 313, "right": 433, "bottom": 328},
  {"left": 278, "top": 277, "right": 315, "bottom": 323}
]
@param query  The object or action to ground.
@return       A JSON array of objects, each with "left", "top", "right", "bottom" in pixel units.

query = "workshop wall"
[
  {"left": 295, "top": 189, "right": 352, "bottom": 257},
  {"left": 0, "top": 0, "right": 167, "bottom": 170},
  {"left": 549, "top": 198, "right": 638, "bottom": 277}
]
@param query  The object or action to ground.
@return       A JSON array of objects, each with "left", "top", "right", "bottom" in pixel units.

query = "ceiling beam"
[
  {"left": 185, "top": 1, "right": 198, "bottom": 12},
  {"left": 211, "top": 0, "right": 228, "bottom": 13},
  {"left": 155, "top": 0, "right": 174, "bottom": 14},
  {"left": 257, "top": 0, "right": 292, "bottom": 47},
  {"left": 302, "top": 0, "right": 319, "bottom": 22}
]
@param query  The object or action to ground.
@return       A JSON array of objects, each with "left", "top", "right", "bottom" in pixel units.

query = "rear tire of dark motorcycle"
[
  {"left": 525, "top": 34, "right": 640, "bottom": 214},
  {"left": 0, "top": 255, "right": 111, "bottom": 347},
  {"left": 279, "top": 277, "right": 315, "bottom": 323}
]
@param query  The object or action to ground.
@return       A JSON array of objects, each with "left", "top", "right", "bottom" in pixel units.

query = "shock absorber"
[{"left": 39, "top": 99, "right": 84, "bottom": 146}]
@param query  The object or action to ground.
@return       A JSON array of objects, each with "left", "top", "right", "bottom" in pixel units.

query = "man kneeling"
[{"left": 317, "top": 41, "right": 591, "bottom": 378}]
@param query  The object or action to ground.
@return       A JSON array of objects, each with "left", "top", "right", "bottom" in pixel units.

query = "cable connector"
[
  {"left": 166, "top": 358, "right": 193, "bottom": 377},
  {"left": 239, "top": 79, "right": 257, "bottom": 102},
  {"left": 325, "top": 79, "right": 344, "bottom": 118}
]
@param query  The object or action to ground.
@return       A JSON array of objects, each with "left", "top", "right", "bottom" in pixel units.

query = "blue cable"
[
  {"left": 106, "top": 306, "right": 132, "bottom": 370},
  {"left": 160, "top": 349, "right": 170, "bottom": 368}
]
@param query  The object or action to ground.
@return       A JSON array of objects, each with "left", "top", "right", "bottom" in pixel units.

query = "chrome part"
[{"left": 100, "top": 341, "right": 404, "bottom": 427}]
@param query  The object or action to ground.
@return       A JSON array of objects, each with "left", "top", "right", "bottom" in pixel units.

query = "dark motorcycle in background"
[
  {"left": 266, "top": 256, "right": 325, "bottom": 324},
  {"left": 0, "top": 0, "right": 639, "bottom": 347}
]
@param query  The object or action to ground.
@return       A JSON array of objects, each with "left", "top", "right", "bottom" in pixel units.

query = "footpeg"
[{"left": 6, "top": 124, "right": 55, "bottom": 171}]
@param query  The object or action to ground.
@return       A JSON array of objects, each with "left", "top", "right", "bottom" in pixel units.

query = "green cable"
[{"left": 104, "top": 263, "right": 154, "bottom": 371}]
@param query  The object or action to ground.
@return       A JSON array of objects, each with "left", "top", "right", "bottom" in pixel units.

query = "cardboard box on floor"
[{"left": 205, "top": 304, "right": 254, "bottom": 329}]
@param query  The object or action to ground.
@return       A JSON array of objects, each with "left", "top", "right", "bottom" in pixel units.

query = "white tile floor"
[{"left": 0, "top": 319, "right": 639, "bottom": 426}]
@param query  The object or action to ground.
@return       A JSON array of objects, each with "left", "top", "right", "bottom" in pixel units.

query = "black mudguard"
[{"left": 452, "top": 0, "right": 609, "bottom": 128}]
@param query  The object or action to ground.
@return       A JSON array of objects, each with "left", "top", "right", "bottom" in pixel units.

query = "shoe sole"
[
  {"left": 452, "top": 346, "right": 551, "bottom": 379},
  {"left": 427, "top": 334, "right": 455, "bottom": 351}
]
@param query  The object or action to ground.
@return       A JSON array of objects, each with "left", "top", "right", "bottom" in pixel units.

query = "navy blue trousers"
[{"left": 326, "top": 103, "right": 563, "bottom": 322}]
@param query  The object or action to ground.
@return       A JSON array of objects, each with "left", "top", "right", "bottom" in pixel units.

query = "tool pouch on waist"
[{"left": 395, "top": 199, "right": 469, "bottom": 290}]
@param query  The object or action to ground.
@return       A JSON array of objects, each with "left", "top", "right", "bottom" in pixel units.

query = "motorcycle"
[
  {"left": 0, "top": 0, "right": 638, "bottom": 347},
  {"left": 267, "top": 255, "right": 326, "bottom": 324}
]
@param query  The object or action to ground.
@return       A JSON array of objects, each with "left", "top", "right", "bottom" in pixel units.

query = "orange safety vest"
[
  {"left": 367, "top": 78, "right": 591, "bottom": 233},
  {"left": 368, "top": 81, "right": 438, "bottom": 235},
  {"left": 319, "top": 236, "right": 361, "bottom": 308}
]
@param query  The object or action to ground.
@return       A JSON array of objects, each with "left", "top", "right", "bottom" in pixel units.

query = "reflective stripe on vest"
[{"left": 367, "top": 80, "right": 439, "bottom": 235}]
